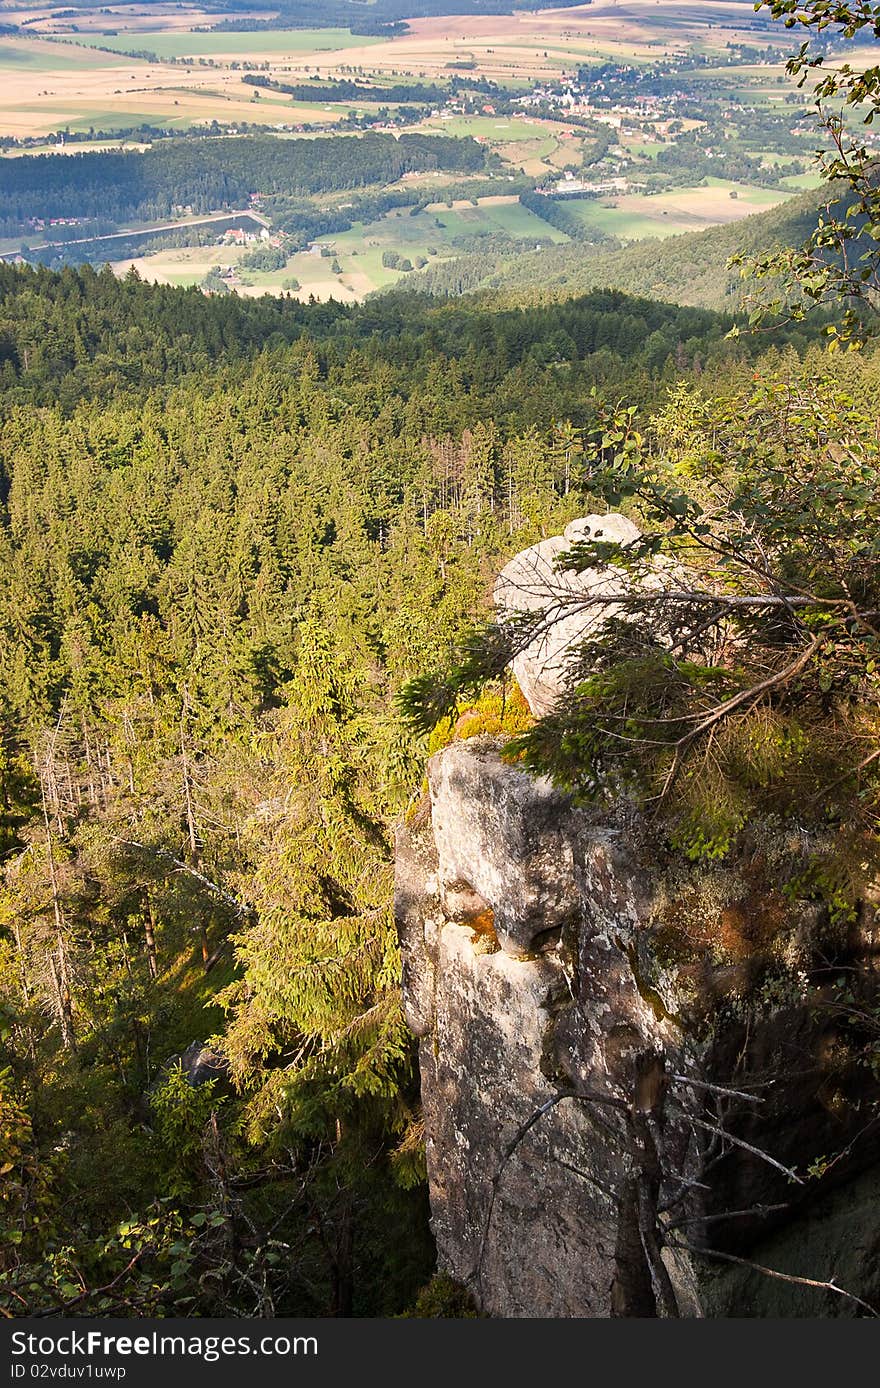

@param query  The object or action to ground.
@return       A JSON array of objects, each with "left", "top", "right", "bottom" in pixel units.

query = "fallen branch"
[
  {"left": 671, "top": 1075, "right": 767, "bottom": 1104},
  {"left": 664, "top": 1202, "right": 789, "bottom": 1232}
]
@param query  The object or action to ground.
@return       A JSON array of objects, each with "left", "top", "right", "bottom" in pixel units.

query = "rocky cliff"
[{"left": 395, "top": 518, "right": 880, "bottom": 1318}]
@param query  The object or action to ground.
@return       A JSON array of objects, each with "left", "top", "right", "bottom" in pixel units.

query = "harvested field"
[
  {"left": 0, "top": 1, "right": 803, "bottom": 138},
  {"left": 564, "top": 179, "right": 792, "bottom": 239}
]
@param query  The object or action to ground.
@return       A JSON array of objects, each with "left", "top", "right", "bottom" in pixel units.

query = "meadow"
[
  {"left": 0, "top": 35, "right": 119, "bottom": 70},
  {"left": 109, "top": 179, "right": 800, "bottom": 301},
  {"left": 109, "top": 194, "right": 565, "bottom": 297}
]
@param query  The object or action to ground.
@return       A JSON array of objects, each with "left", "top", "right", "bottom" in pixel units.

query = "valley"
[{"left": 1, "top": 0, "right": 862, "bottom": 304}]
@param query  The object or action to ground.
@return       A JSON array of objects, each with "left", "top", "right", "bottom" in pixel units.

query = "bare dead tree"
[
  {"left": 35, "top": 707, "right": 76, "bottom": 1051},
  {"left": 470, "top": 1049, "right": 879, "bottom": 1318}
]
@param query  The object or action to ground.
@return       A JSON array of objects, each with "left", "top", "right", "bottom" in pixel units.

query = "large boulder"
[{"left": 495, "top": 513, "right": 663, "bottom": 717}]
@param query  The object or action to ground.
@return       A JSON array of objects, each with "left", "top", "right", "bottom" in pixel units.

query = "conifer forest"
[{"left": 2, "top": 0, "right": 880, "bottom": 1322}]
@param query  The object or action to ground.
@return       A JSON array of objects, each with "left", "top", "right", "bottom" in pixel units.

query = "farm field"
[
  {"left": 560, "top": 179, "right": 794, "bottom": 240},
  {"left": 113, "top": 236, "right": 394, "bottom": 302},
  {"left": 415, "top": 112, "right": 582, "bottom": 175},
  {"left": 620, "top": 137, "right": 667, "bottom": 158},
  {"left": 70, "top": 29, "right": 384, "bottom": 59},
  {"left": 110, "top": 194, "right": 569, "bottom": 300},
  {"left": 416, "top": 112, "right": 603, "bottom": 177},
  {"left": 780, "top": 170, "right": 826, "bottom": 190},
  {"left": 420, "top": 117, "right": 562, "bottom": 142},
  {"left": 109, "top": 178, "right": 800, "bottom": 302},
  {"left": 1, "top": 6, "right": 271, "bottom": 33},
  {"left": 0, "top": 35, "right": 355, "bottom": 136},
  {"left": 326, "top": 1, "right": 794, "bottom": 83},
  {"left": 347, "top": 194, "right": 568, "bottom": 247},
  {"left": 0, "top": 35, "right": 120, "bottom": 69},
  {"left": 0, "top": 1, "right": 806, "bottom": 139}
]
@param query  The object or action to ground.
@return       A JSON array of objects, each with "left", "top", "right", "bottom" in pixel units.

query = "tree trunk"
[
  {"left": 180, "top": 690, "right": 210, "bottom": 970},
  {"left": 48, "top": 947, "right": 75, "bottom": 1053},
  {"left": 40, "top": 769, "right": 75, "bottom": 1051},
  {"left": 144, "top": 891, "right": 159, "bottom": 980},
  {"left": 331, "top": 1196, "right": 355, "bottom": 1318}
]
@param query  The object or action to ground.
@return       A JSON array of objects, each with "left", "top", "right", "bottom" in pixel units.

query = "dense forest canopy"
[
  {"left": 0, "top": 253, "right": 844, "bottom": 1315},
  {"left": 0, "top": 134, "right": 487, "bottom": 234},
  {"left": 0, "top": 263, "right": 771, "bottom": 407},
  {"left": 1, "top": 0, "right": 880, "bottom": 1323}
]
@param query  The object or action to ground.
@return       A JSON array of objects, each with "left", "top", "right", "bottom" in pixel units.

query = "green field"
[
  {"left": 0, "top": 38, "right": 118, "bottom": 70},
  {"left": 4, "top": 105, "right": 202, "bottom": 135},
  {"left": 65, "top": 109, "right": 198, "bottom": 132},
  {"left": 622, "top": 139, "right": 666, "bottom": 158},
  {"left": 113, "top": 196, "right": 570, "bottom": 300},
  {"left": 331, "top": 197, "right": 568, "bottom": 261},
  {"left": 420, "top": 116, "right": 562, "bottom": 142},
  {"left": 70, "top": 29, "right": 382, "bottom": 60},
  {"left": 113, "top": 177, "right": 801, "bottom": 300},
  {"left": 780, "top": 170, "right": 825, "bottom": 190},
  {"left": 480, "top": 200, "right": 567, "bottom": 240},
  {"left": 412, "top": 200, "right": 565, "bottom": 242}
]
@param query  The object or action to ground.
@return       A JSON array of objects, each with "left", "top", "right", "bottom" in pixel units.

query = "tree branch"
[
  {"left": 684, "top": 1115, "right": 804, "bottom": 1184},
  {"left": 111, "top": 836, "right": 252, "bottom": 917},
  {"left": 672, "top": 1240, "right": 878, "bottom": 1317}
]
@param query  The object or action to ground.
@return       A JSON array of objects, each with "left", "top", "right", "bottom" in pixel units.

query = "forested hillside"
[
  {"left": 0, "top": 134, "right": 487, "bottom": 235},
  {"left": 407, "top": 188, "right": 827, "bottom": 311},
  {"left": 0, "top": 257, "right": 845, "bottom": 1316},
  {"left": 217, "top": 0, "right": 587, "bottom": 26},
  {"left": 0, "top": 263, "right": 783, "bottom": 407}
]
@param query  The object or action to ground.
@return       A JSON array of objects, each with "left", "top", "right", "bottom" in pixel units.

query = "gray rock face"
[
  {"left": 494, "top": 512, "right": 664, "bottom": 717},
  {"left": 397, "top": 739, "right": 682, "bottom": 1318},
  {"left": 396, "top": 737, "right": 880, "bottom": 1318},
  {"left": 428, "top": 740, "right": 582, "bottom": 956}
]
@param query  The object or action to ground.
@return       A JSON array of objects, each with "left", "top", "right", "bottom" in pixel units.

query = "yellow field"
[
  {"left": 297, "top": 1, "right": 788, "bottom": 81},
  {"left": 0, "top": 35, "right": 354, "bottom": 136},
  {"left": 564, "top": 179, "right": 793, "bottom": 239},
  {"left": 0, "top": 1, "right": 799, "bottom": 139}
]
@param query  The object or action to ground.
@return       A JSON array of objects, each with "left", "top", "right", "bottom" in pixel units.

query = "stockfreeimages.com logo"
[{"left": 10, "top": 1331, "right": 317, "bottom": 1376}]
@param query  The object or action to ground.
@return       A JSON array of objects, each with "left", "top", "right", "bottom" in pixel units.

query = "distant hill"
[
  {"left": 8, "top": 0, "right": 593, "bottom": 29},
  {"left": 215, "top": 0, "right": 591, "bottom": 28},
  {"left": 475, "top": 189, "right": 827, "bottom": 312}
]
